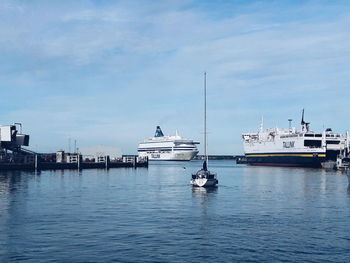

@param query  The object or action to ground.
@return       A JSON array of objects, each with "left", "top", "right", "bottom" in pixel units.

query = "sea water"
[{"left": 0, "top": 160, "right": 349, "bottom": 262}]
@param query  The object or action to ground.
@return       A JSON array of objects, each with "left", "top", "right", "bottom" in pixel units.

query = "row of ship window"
[
  {"left": 305, "top": 134, "right": 340, "bottom": 138},
  {"left": 138, "top": 148, "right": 196, "bottom": 152},
  {"left": 304, "top": 140, "right": 340, "bottom": 147},
  {"left": 281, "top": 134, "right": 341, "bottom": 138}
]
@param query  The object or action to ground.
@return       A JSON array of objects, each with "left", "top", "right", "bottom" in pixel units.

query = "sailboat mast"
[{"left": 204, "top": 72, "right": 208, "bottom": 164}]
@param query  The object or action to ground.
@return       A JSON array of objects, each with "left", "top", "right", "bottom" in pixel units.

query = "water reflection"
[
  {"left": 192, "top": 186, "right": 218, "bottom": 208},
  {"left": 192, "top": 186, "right": 218, "bottom": 196},
  {"left": 0, "top": 171, "right": 33, "bottom": 194},
  {"left": 347, "top": 171, "right": 350, "bottom": 196},
  {"left": 191, "top": 186, "right": 218, "bottom": 234}
]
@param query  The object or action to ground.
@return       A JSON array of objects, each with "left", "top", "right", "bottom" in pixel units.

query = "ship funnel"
[{"left": 154, "top": 126, "right": 164, "bottom": 137}]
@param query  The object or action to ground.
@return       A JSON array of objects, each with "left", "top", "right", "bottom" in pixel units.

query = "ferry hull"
[
  {"left": 138, "top": 150, "right": 198, "bottom": 161},
  {"left": 245, "top": 153, "right": 326, "bottom": 168}
]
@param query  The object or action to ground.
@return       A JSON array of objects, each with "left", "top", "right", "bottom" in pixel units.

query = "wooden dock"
[{"left": 0, "top": 155, "right": 148, "bottom": 171}]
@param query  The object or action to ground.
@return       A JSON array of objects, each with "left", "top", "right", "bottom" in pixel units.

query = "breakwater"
[{"left": 194, "top": 155, "right": 236, "bottom": 160}]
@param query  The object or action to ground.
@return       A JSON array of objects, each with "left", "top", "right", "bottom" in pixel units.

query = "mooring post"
[
  {"left": 77, "top": 154, "right": 80, "bottom": 170},
  {"left": 34, "top": 154, "right": 38, "bottom": 170}
]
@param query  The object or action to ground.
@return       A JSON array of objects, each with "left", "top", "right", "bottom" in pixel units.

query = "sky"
[{"left": 1, "top": 0, "right": 350, "bottom": 155}]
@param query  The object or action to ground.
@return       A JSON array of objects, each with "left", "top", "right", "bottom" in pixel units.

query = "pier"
[
  {"left": 0, "top": 124, "right": 148, "bottom": 171},
  {"left": 0, "top": 155, "right": 148, "bottom": 171}
]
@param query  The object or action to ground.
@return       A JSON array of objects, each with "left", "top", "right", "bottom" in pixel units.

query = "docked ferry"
[
  {"left": 138, "top": 126, "right": 199, "bottom": 161},
  {"left": 242, "top": 111, "right": 348, "bottom": 167}
]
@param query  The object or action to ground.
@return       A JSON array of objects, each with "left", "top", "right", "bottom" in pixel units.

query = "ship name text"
[{"left": 283, "top": 141, "right": 295, "bottom": 148}]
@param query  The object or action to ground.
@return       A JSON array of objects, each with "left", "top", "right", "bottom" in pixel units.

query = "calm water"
[{"left": 0, "top": 160, "right": 350, "bottom": 263}]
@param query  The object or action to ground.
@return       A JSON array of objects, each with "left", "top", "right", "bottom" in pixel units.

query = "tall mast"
[
  {"left": 204, "top": 72, "right": 208, "bottom": 163},
  {"left": 259, "top": 116, "right": 264, "bottom": 133}
]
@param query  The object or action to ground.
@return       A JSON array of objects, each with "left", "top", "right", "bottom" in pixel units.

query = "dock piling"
[{"left": 35, "top": 154, "right": 38, "bottom": 170}]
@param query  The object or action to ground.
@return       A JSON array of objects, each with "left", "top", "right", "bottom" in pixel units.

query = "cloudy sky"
[{"left": 1, "top": 0, "right": 350, "bottom": 155}]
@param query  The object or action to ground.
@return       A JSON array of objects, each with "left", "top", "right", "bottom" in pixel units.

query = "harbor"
[
  {"left": 3, "top": 120, "right": 350, "bottom": 172},
  {"left": 2, "top": 1, "right": 350, "bottom": 262}
]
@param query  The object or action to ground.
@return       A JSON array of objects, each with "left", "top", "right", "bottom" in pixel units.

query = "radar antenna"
[{"left": 301, "top": 109, "right": 310, "bottom": 132}]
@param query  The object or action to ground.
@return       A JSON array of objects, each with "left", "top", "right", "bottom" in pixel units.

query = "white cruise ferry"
[
  {"left": 138, "top": 126, "right": 199, "bottom": 161},
  {"left": 242, "top": 111, "right": 349, "bottom": 167}
]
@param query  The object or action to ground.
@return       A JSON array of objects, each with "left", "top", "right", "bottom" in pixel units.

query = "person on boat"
[{"left": 203, "top": 160, "right": 207, "bottom": 171}]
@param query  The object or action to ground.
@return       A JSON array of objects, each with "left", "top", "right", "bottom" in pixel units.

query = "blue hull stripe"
[{"left": 245, "top": 155, "right": 325, "bottom": 168}]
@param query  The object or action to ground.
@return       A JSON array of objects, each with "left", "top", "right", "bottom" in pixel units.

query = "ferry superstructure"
[
  {"left": 138, "top": 126, "right": 199, "bottom": 161},
  {"left": 242, "top": 111, "right": 349, "bottom": 167}
]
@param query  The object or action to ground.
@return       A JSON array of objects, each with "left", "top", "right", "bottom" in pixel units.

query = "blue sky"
[{"left": 1, "top": 0, "right": 350, "bottom": 155}]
